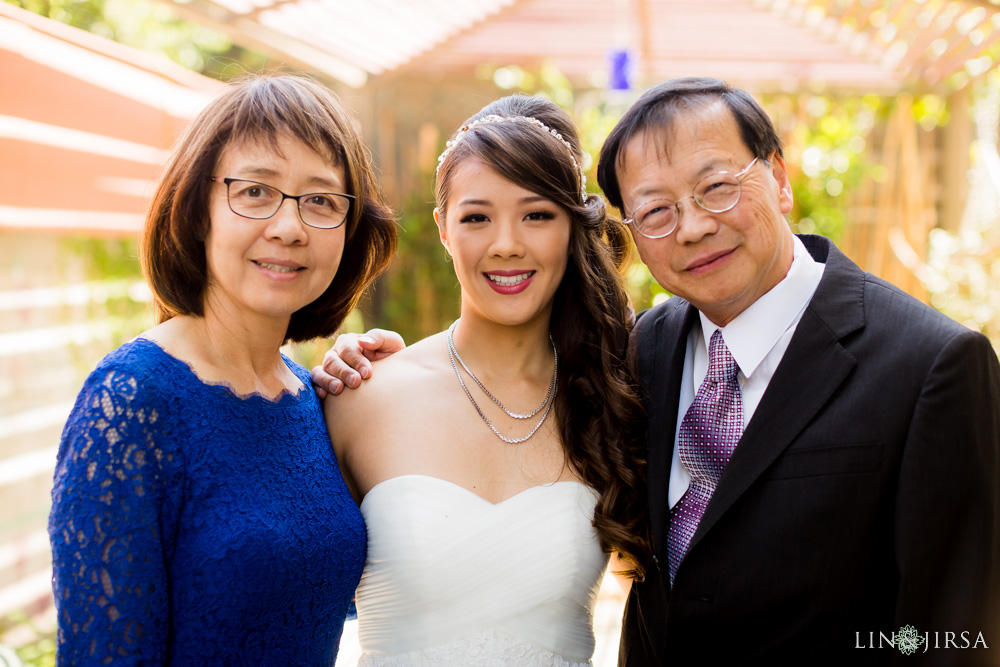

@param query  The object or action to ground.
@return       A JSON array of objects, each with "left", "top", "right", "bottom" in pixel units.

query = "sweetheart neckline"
[{"left": 360, "top": 474, "right": 592, "bottom": 509}]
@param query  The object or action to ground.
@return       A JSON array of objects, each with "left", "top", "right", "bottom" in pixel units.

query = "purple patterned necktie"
[{"left": 667, "top": 329, "right": 744, "bottom": 585}]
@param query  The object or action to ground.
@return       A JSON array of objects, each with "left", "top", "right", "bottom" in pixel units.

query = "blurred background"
[{"left": 2, "top": 0, "right": 1000, "bottom": 664}]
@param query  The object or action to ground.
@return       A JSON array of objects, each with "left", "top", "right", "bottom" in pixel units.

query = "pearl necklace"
[{"left": 446, "top": 320, "right": 558, "bottom": 444}]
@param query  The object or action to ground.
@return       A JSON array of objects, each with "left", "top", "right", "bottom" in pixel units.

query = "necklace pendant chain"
[
  {"left": 448, "top": 321, "right": 556, "bottom": 419},
  {"left": 447, "top": 320, "right": 558, "bottom": 445}
]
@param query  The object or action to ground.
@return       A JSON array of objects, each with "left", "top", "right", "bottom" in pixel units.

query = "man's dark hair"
[{"left": 597, "top": 77, "right": 783, "bottom": 212}]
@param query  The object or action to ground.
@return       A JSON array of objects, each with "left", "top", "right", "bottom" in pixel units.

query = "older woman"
[{"left": 48, "top": 74, "right": 396, "bottom": 665}]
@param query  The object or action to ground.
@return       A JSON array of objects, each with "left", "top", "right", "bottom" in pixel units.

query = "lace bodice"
[
  {"left": 356, "top": 475, "right": 607, "bottom": 666},
  {"left": 49, "top": 338, "right": 366, "bottom": 665}
]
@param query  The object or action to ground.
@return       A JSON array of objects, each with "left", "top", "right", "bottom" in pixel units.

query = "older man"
[{"left": 596, "top": 77, "right": 1000, "bottom": 666}]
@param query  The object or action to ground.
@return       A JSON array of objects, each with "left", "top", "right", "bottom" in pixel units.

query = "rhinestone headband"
[{"left": 436, "top": 114, "right": 589, "bottom": 204}]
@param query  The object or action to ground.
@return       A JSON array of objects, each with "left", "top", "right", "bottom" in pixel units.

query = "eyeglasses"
[
  {"left": 623, "top": 157, "right": 760, "bottom": 239},
  {"left": 210, "top": 177, "right": 354, "bottom": 230}
]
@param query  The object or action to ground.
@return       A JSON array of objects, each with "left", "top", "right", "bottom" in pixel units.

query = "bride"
[{"left": 322, "top": 94, "right": 650, "bottom": 665}]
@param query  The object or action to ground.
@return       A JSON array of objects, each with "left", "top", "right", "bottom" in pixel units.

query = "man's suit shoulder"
[
  {"left": 635, "top": 294, "right": 690, "bottom": 329},
  {"left": 801, "top": 233, "right": 978, "bottom": 351},
  {"left": 857, "top": 263, "right": 980, "bottom": 350}
]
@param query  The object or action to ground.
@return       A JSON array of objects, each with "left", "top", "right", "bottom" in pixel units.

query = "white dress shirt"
[{"left": 667, "top": 235, "right": 826, "bottom": 508}]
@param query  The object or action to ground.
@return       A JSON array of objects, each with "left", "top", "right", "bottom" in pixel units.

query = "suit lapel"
[
  {"left": 646, "top": 301, "right": 698, "bottom": 555},
  {"left": 686, "top": 235, "right": 868, "bottom": 553}
]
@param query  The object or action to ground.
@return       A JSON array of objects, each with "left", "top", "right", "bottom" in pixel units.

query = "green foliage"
[
  {"left": 4, "top": 0, "right": 267, "bottom": 77},
  {"left": 921, "top": 72, "right": 1000, "bottom": 353},
  {"left": 15, "top": 636, "right": 56, "bottom": 667},
  {"left": 768, "top": 93, "right": 885, "bottom": 241},
  {"left": 52, "top": 237, "right": 153, "bottom": 385},
  {"left": 771, "top": 91, "right": 949, "bottom": 244},
  {"left": 59, "top": 236, "right": 152, "bottom": 347},
  {"left": 4, "top": 610, "right": 56, "bottom": 667},
  {"left": 61, "top": 236, "right": 139, "bottom": 281},
  {"left": 375, "top": 192, "right": 458, "bottom": 344}
]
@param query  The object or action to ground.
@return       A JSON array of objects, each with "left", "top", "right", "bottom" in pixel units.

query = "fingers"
[
  {"left": 321, "top": 351, "right": 364, "bottom": 389},
  {"left": 316, "top": 328, "right": 406, "bottom": 393},
  {"left": 328, "top": 334, "right": 370, "bottom": 388},
  {"left": 357, "top": 328, "right": 406, "bottom": 361},
  {"left": 310, "top": 365, "right": 344, "bottom": 397}
]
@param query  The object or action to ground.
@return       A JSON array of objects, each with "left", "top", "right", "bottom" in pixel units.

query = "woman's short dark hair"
[
  {"left": 435, "top": 94, "right": 651, "bottom": 578},
  {"left": 140, "top": 73, "right": 397, "bottom": 342},
  {"left": 597, "top": 76, "right": 783, "bottom": 212}
]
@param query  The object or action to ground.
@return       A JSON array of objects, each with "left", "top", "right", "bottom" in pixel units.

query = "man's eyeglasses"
[
  {"left": 623, "top": 157, "right": 760, "bottom": 239},
  {"left": 210, "top": 177, "right": 354, "bottom": 230}
]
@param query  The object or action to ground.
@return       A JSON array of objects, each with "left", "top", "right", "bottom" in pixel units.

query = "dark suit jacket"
[{"left": 620, "top": 234, "right": 1000, "bottom": 666}]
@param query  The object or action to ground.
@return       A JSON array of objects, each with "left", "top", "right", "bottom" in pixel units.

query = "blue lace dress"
[{"left": 49, "top": 338, "right": 366, "bottom": 666}]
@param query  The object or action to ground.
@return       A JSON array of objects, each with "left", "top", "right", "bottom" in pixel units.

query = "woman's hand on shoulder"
[{"left": 311, "top": 328, "right": 406, "bottom": 398}]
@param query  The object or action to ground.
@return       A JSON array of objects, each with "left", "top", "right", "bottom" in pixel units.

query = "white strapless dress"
[{"left": 355, "top": 475, "right": 608, "bottom": 666}]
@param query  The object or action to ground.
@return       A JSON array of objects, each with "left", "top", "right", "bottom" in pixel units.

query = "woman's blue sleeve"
[{"left": 49, "top": 365, "right": 182, "bottom": 665}]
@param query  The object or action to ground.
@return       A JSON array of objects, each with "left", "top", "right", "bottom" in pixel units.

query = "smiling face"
[
  {"left": 204, "top": 133, "right": 347, "bottom": 327},
  {"left": 619, "top": 101, "right": 795, "bottom": 326},
  {"left": 436, "top": 158, "right": 572, "bottom": 329}
]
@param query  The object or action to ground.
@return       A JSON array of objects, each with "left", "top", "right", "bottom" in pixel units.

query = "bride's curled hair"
[{"left": 435, "top": 95, "right": 651, "bottom": 579}]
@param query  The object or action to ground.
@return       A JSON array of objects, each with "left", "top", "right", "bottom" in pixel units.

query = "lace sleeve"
[{"left": 49, "top": 365, "right": 182, "bottom": 665}]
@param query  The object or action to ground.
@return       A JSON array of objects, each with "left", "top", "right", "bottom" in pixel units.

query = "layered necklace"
[{"left": 446, "top": 320, "right": 558, "bottom": 444}]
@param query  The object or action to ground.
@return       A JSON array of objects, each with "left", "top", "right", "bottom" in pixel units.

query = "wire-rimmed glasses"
[
  {"left": 210, "top": 177, "right": 354, "bottom": 230},
  {"left": 623, "top": 157, "right": 760, "bottom": 239}
]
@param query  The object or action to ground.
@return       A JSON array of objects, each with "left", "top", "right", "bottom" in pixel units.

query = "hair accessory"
[{"left": 436, "top": 114, "right": 589, "bottom": 204}]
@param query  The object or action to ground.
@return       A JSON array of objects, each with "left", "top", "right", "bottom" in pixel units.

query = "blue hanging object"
[{"left": 608, "top": 48, "right": 633, "bottom": 91}]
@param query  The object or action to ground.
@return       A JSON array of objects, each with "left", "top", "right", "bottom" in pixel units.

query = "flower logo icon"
[{"left": 896, "top": 625, "right": 925, "bottom": 655}]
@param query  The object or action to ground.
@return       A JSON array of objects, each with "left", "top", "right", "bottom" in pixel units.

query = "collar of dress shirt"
[{"left": 697, "top": 235, "right": 825, "bottom": 380}]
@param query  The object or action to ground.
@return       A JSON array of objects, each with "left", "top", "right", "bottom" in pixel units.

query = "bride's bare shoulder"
[
  {"left": 373, "top": 331, "right": 450, "bottom": 381},
  {"left": 324, "top": 331, "right": 450, "bottom": 412}
]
